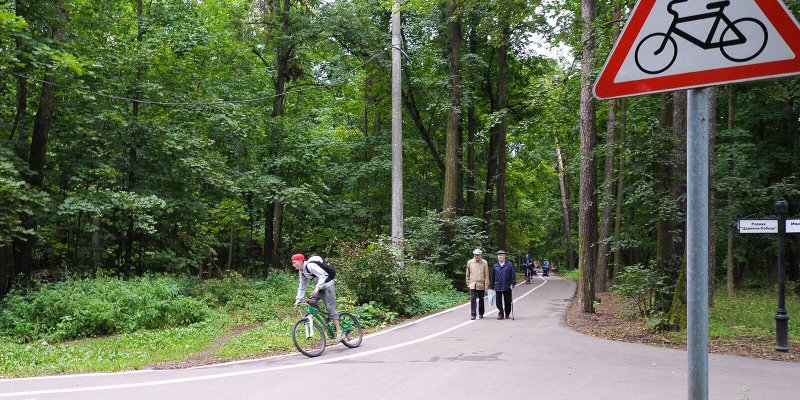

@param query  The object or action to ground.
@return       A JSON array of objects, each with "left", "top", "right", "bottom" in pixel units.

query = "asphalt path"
[{"left": 2, "top": 275, "right": 798, "bottom": 400}]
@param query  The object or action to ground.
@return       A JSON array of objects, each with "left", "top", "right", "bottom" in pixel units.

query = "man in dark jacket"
[{"left": 491, "top": 250, "right": 515, "bottom": 320}]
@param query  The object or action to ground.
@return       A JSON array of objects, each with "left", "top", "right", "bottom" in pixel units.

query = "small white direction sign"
[
  {"left": 788, "top": 219, "right": 800, "bottom": 233},
  {"left": 738, "top": 219, "right": 778, "bottom": 233}
]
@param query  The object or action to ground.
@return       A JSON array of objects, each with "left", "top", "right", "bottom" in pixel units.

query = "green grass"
[
  {"left": 709, "top": 289, "right": 800, "bottom": 340},
  {"left": 214, "top": 319, "right": 296, "bottom": 359},
  {"left": 0, "top": 320, "right": 226, "bottom": 377},
  {"left": 0, "top": 269, "right": 467, "bottom": 377},
  {"left": 559, "top": 268, "right": 580, "bottom": 282}
]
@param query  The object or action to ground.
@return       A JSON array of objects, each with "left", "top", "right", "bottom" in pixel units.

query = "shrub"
[
  {"left": 0, "top": 275, "right": 212, "bottom": 342},
  {"left": 352, "top": 301, "right": 399, "bottom": 327},
  {"left": 611, "top": 263, "right": 669, "bottom": 316},
  {"left": 333, "top": 240, "right": 419, "bottom": 314}
]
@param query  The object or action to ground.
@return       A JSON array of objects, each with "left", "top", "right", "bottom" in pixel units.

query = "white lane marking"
[{"left": 0, "top": 277, "right": 551, "bottom": 397}]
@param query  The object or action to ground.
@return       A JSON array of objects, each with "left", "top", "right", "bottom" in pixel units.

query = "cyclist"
[{"left": 291, "top": 253, "right": 343, "bottom": 342}]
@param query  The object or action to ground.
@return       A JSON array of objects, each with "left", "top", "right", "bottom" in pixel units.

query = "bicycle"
[
  {"left": 634, "top": 0, "right": 768, "bottom": 74},
  {"left": 291, "top": 299, "right": 363, "bottom": 357}
]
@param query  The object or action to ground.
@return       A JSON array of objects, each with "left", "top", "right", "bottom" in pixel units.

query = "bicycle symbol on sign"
[{"left": 635, "top": 0, "right": 768, "bottom": 74}]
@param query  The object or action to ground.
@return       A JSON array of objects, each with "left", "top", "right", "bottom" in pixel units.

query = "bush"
[
  {"left": 0, "top": 275, "right": 212, "bottom": 342},
  {"left": 333, "top": 240, "right": 419, "bottom": 314},
  {"left": 611, "top": 263, "right": 669, "bottom": 316},
  {"left": 352, "top": 301, "right": 399, "bottom": 327},
  {"left": 188, "top": 271, "right": 296, "bottom": 324}
]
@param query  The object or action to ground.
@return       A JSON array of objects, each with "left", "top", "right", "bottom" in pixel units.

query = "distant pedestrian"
[
  {"left": 466, "top": 248, "right": 490, "bottom": 320},
  {"left": 521, "top": 253, "right": 534, "bottom": 284},
  {"left": 542, "top": 259, "right": 551, "bottom": 277},
  {"left": 491, "top": 250, "right": 515, "bottom": 320}
]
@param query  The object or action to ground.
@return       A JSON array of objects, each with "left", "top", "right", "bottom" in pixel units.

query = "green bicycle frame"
[{"left": 303, "top": 304, "right": 336, "bottom": 337}]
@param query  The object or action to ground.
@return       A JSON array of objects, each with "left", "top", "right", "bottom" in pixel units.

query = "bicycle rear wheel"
[
  {"left": 292, "top": 318, "right": 326, "bottom": 357},
  {"left": 338, "top": 312, "right": 363, "bottom": 348}
]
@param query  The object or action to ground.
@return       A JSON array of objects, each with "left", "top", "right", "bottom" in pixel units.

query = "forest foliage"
[{"left": 1, "top": 0, "right": 799, "bottom": 334}]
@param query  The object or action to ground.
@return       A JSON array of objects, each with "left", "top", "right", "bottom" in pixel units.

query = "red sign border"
[{"left": 594, "top": 0, "right": 800, "bottom": 100}]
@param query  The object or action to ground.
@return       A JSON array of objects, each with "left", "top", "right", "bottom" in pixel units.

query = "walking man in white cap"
[{"left": 466, "top": 248, "right": 490, "bottom": 320}]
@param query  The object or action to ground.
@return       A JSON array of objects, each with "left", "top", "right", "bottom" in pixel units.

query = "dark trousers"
[
  {"left": 470, "top": 289, "right": 485, "bottom": 317},
  {"left": 496, "top": 290, "right": 512, "bottom": 317}
]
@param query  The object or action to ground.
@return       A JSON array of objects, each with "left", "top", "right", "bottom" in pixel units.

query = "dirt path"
[{"left": 566, "top": 290, "right": 800, "bottom": 363}]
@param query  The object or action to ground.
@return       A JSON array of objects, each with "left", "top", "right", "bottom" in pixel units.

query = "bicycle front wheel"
[
  {"left": 292, "top": 318, "right": 326, "bottom": 357},
  {"left": 338, "top": 312, "right": 363, "bottom": 348}
]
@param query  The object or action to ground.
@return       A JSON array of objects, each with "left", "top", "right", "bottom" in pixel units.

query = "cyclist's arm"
[
  {"left": 305, "top": 263, "right": 329, "bottom": 293},
  {"left": 296, "top": 271, "right": 309, "bottom": 302}
]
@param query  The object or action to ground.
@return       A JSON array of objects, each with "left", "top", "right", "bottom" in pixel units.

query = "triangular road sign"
[{"left": 594, "top": 0, "right": 800, "bottom": 99}]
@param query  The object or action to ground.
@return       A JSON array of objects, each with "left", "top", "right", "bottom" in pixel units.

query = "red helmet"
[{"left": 290, "top": 253, "right": 305, "bottom": 262}]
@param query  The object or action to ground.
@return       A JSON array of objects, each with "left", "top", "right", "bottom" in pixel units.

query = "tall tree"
[
  {"left": 611, "top": 98, "right": 627, "bottom": 280},
  {"left": 556, "top": 141, "right": 575, "bottom": 270},
  {"left": 12, "top": 2, "right": 64, "bottom": 279},
  {"left": 442, "top": 0, "right": 462, "bottom": 219},
  {"left": 125, "top": 0, "right": 144, "bottom": 275},
  {"left": 264, "top": 0, "right": 292, "bottom": 271},
  {"left": 596, "top": 1, "right": 622, "bottom": 291},
  {"left": 578, "top": 0, "right": 597, "bottom": 312},
  {"left": 707, "top": 87, "right": 718, "bottom": 307},
  {"left": 725, "top": 86, "right": 735, "bottom": 298},
  {"left": 495, "top": 25, "right": 509, "bottom": 250},
  {"left": 464, "top": 10, "right": 479, "bottom": 217}
]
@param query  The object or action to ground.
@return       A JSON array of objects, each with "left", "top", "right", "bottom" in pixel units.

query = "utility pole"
[{"left": 391, "top": 0, "right": 403, "bottom": 260}]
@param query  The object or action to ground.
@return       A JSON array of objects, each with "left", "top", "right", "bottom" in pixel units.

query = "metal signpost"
[
  {"left": 594, "top": 1, "right": 800, "bottom": 399},
  {"left": 737, "top": 202, "right": 799, "bottom": 352}
]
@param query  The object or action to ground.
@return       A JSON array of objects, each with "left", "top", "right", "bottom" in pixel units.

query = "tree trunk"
[
  {"left": 13, "top": 72, "right": 56, "bottom": 278},
  {"left": 596, "top": 98, "right": 615, "bottom": 292},
  {"left": 125, "top": 0, "right": 143, "bottom": 275},
  {"left": 0, "top": 246, "right": 11, "bottom": 298},
  {"left": 272, "top": 201, "right": 283, "bottom": 269},
  {"left": 402, "top": 81, "right": 445, "bottom": 175},
  {"left": 664, "top": 91, "right": 687, "bottom": 312},
  {"left": 91, "top": 216, "right": 101, "bottom": 278},
  {"left": 465, "top": 11, "right": 478, "bottom": 216},
  {"left": 578, "top": 0, "right": 597, "bottom": 313},
  {"left": 9, "top": 1, "right": 28, "bottom": 146},
  {"left": 264, "top": 203, "right": 274, "bottom": 274},
  {"left": 266, "top": 0, "right": 291, "bottom": 272},
  {"left": 482, "top": 72, "right": 499, "bottom": 240},
  {"left": 495, "top": 26, "right": 509, "bottom": 251},
  {"left": 595, "top": 2, "right": 623, "bottom": 292},
  {"left": 611, "top": 99, "right": 627, "bottom": 281},
  {"left": 656, "top": 93, "right": 673, "bottom": 276},
  {"left": 10, "top": 73, "right": 27, "bottom": 146},
  {"left": 556, "top": 142, "right": 575, "bottom": 270},
  {"left": 726, "top": 86, "right": 735, "bottom": 298},
  {"left": 442, "top": 0, "right": 462, "bottom": 219},
  {"left": 707, "top": 87, "right": 718, "bottom": 307},
  {"left": 227, "top": 226, "right": 234, "bottom": 270}
]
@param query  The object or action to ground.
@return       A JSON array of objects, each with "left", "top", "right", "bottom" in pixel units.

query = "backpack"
[{"left": 306, "top": 260, "right": 336, "bottom": 282}]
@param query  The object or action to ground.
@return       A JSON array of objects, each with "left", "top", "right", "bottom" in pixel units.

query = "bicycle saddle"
[{"left": 706, "top": 1, "right": 730, "bottom": 10}]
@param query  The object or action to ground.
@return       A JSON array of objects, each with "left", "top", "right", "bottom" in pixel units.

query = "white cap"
[{"left": 473, "top": 248, "right": 483, "bottom": 255}]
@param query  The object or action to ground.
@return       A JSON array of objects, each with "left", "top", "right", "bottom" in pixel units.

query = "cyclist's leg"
[{"left": 322, "top": 283, "right": 343, "bottom": 337}]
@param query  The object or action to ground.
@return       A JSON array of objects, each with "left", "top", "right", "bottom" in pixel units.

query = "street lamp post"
[{"left": 774, "top": 200, "right": 789, "bottom": 352}]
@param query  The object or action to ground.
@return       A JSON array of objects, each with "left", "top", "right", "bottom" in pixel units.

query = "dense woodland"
[{"left": 2, "top": 0, "right": 800, "bottom": 325}]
